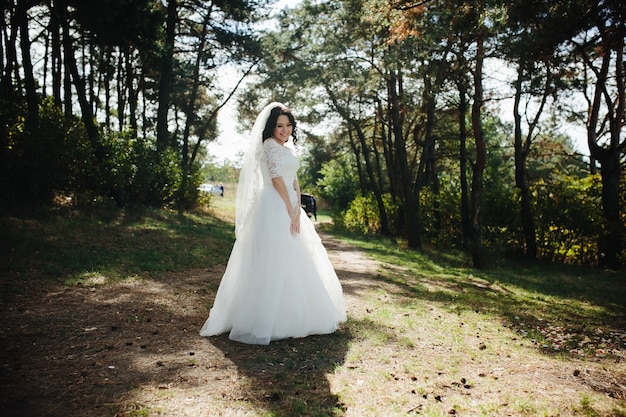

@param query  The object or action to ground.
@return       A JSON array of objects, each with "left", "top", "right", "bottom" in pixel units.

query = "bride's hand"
[{"left": 290, "top": 209, "right": 301, "bottom": 234}]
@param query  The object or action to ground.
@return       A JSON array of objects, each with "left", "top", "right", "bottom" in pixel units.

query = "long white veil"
[{"left": 235, "top": 102, "right": 286, "bottom": 238}]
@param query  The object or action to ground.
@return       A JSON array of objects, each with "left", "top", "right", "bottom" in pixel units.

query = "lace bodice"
[{"left": 261, "top": 139, "right": 299, "bottom": 186}]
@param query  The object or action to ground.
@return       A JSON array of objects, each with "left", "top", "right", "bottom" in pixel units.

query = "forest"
[{"left": 1, "top": 0, "right": 624, "bottom": 269}]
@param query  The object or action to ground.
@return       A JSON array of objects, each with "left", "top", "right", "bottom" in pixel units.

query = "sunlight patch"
[{"left": 66, "top": 271, "right": 109, "bottom": 286}]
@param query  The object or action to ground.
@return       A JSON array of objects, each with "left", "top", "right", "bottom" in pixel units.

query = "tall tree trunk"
[
  {"left": 371, "top": 117, "right": 386, "bottom": 202},
  {"left": 2, "top": 1, "right": 19, "bottom": 93},
  {"left": 117, "top": 49, "right": 126, "bottom": 132},
  {"left": 513, "top": 55, "right": 552, "bottom": 261},
  {"left": 42, "top": 15, "right": 49, "bottom": 98},
  {"left": 178, "top": 8, "right": 211, "bottom": 208},
  {"left": 156, "top": 0, "right": 177, "bottom": 152},
  {"left": 49, "top": 0, "right": 62, "bottom": 108},
  {"left": 596, "top": 151, "right": 622, "bottom": 269},
  {"left": 457, "top": 77, "right": 470, "bottom": 247},
  {"left": 583, "top": 12, "right": 625, "bottom": 270},
  {"left": 58, "top": 0, "right": 72, "bottom": 118},
  {"left": 58, "top": 2, "right": 99, "bottom": 146},
  {"left": 103, "top": 48, "right": 111, "bottom": 128},
  {"left": 414, "top": 74, "right": 439, "bottom": 231},
  {"left": 347, "top": 126, "right": 366, "bottom": 195},
  {"left": 377, "top": 98, "right": 397, "bottom": 201},
  {"left": 140, "top": 70, "right": 148, "bottom": 138},
  {"left": 470, "top": 25, "right": 487, "bottom": 268},
  {"left": 354, "top": 122, "right": 389, "bottom": 235},
  {"left": 16, "top": 0, "right": 38, "bottom": 128},
  {"left": 389, "top": 68, "right": 421, "bottom": 249},
  {"left": 126, "top": 45, "right": 137, "bottom": 136},
  {"left": 513, "top": 65, "right": 537, "bottom": 260},
  {"left": 86, "top": 41, "right": 96, "bottom": 119}
]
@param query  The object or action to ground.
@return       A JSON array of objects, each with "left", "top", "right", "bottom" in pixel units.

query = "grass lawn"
[
  {"left": 0, "top": 203, "right": 624, "bottom": 417},
  {"left": 320, "top": 227, "right": 626, "bottom": 416}
]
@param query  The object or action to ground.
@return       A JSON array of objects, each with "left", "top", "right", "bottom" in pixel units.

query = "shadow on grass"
[
  {"left": 210, "top": 329, "right": 351, "bottom": 417},
  {"left": 0, "top": 264, "right": 352, "bottom": 417},
  {"left": 0, "top": 207, "right": 354, "bottom": 417},
  {"left": 0, "top": 206, "right": 234, "bottom": 291},
  {"left": 326, "top": 229, "right": 626, "bottom": 361},
  {"left": 0, "top": 274, "right": 206, "bottom": 416},
  {"left": 0, "top": 265, "right": 353, "bottom": 417},
  {"left": 330, "top": 229, "right": 626, "bottom": 325}
]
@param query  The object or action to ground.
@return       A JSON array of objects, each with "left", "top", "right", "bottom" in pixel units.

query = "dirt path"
[
  {"left": 320, "top": 232, "right": 382, "bottom": 313},
  {"left": 0, "top": 231, "right": 380, "bottom": 417},
  {"left": 1, "top": 230, "right": 624, "bottom": 417}
]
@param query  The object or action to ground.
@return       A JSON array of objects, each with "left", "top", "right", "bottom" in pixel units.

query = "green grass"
[
  {"left": 325, "top": 228, "right": 626, "bottom": 351},
  {"left": 2, "top": 205, "right": 625, "bottom": 416},
  {"left": 0, "top": 205, "right": 235, "bottom": 290},
  {"left": 314, "top": 226, "right": 625, "bottom": 416}
]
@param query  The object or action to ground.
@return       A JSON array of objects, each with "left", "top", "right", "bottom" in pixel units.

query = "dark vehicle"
[{"left": 300, "top": 193, "right": 317, "bottom": 220}]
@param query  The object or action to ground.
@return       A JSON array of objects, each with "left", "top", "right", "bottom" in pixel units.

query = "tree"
[
  {"left": 572, "top": 0, "right": 625, "bottom": 269},
  {"left": 1, "top": 0, "right": 271, "bottom": 207},
  {"left": 156, "top": 0, "right": 177, "bottom": 152}
]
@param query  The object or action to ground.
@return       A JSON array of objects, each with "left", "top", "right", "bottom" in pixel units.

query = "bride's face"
[{"left": 274, "top": 115, "right": 293, "bottom": 143}]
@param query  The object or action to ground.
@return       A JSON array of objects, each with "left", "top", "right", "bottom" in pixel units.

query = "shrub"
[{"left": 343, "top": 193, "right": 400, "bottom": 236}]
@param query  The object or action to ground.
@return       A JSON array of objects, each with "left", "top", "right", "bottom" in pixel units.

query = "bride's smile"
[{"left": 273, "top": 115, "right": 293, "bottom": 143}]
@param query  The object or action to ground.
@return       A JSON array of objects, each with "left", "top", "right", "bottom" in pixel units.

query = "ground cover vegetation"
[
  {"left": 1, "top": 0, "right": 624, "bottom": 268},
  {"left": 0, "top": 204, "right": 624, "bottom": 416}
]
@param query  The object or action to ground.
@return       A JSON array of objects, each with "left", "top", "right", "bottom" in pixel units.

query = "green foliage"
[
  {"left": 0, "top": 96, "right": 185, "bottom": 208},
  {"left": 177, "top": 160, "right": 205, "bottom": 210},
  {"left": 66, "top": 128, "right": 185, "bottom": 208},
  {"left": 343, "top": 192, "right": 400, "bottom": 235},
  {"left": 422, "top": 173, "right": 461, "bottom": 245},
  {"left": 482, "top": 137, "right": 519, "bottom": 255},
  {"left": 534, "top": 174, "right": 602, "bottom": 265},
  {"left": 0, "top": 96, "right": 76, "bottom": 203},
  {"left": 316, "top": 156, "right": 359, "bottom": 214}
]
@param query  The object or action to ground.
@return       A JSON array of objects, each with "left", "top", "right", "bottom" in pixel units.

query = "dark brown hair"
[{"left": 262, "top": 105, "right": 298, "bottom": 146}]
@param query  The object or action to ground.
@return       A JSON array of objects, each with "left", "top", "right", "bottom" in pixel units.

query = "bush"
[
  {"left": 343, "top": 192, "right": 400, "bottom": 235},
  {"left": 534, "top": 174, "right": 602, "bottom": 265},
  {"left": 0, "top": 96, "right": 72, "bottom": 204},
  {"left": 316, "top": 157, "right": 359, "bottom": 213}
]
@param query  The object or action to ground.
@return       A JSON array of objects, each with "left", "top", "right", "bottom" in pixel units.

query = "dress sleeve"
[{"left": 263, "top": 140, "right": 282, "bottom": 178}]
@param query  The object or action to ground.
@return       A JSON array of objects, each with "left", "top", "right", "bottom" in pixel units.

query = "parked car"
[
  {"left": 300, "top": 193, "right": 317, "bottom": 220},
  {"left": 198, "top": 183, "right": 223, "bottom": 196}
]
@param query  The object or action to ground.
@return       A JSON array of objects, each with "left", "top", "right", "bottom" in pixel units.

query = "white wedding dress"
[{"left": 200, "top": 138, "right": 347, "bottom": 345}]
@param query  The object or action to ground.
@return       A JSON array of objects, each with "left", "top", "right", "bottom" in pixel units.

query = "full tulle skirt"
[{"left": 200, "top": 186, "right": 346, "bottom": 345}]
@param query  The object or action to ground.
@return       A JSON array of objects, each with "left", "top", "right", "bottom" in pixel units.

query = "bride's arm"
[
  {"left": 265, "top": 140, "right": 297, "bottom": 216},
  {"left": 292, "top": 178, "right": 302, "bottom": 216},
  {"left": 271, "top": 176, "right": 297, "bottom": 218},
  {"left": 272, "top": 176, "right": 300, "bottom": 234}
]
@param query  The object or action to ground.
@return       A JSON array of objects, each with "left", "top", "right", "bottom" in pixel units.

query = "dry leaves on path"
[{"left": 1, "top": 231, "right": 624, "bottom": 417}]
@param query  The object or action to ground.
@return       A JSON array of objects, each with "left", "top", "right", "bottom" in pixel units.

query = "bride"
[{"left": 200, "top": 102, "right": 347, "bottom": 345}]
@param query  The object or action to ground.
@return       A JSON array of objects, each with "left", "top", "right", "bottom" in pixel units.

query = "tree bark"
[
  {"left": 457, "top": 76, "right": 470, "bottom": 247},
  {"left": 16, "top": 0, "right": 39, "bottom": 128},
  {"left": 389, "top": 68, "right": 421, "bottom": 249},
  {"left": 126, "top": 46, "right": 138, "bottom": 136},
  {"left": 58, "top": 1, "right": 99, "bottom": 146},
  {"left": 2, "top": 1, "right": 19, "bottom": 93},
  {"left": 513, "top": 64, "right": 537, "bottom": 260},
  {"left": 354, "top": 122, "right": 389, "bottom": 235},
  {"left": 583, "top": 11, "right": 625, "bottom": 269},
  {"left": 49, "top": 1, "right": 62, "bottom": 108},
  {"left": 414, "top": 74, "right": 439, "bottom": 232},
  {"left": 156, "top": 0, "right": 177, "bottom": 152},
  {"left": 470, "top": 25, "right": 486, "bottom": 268}
]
